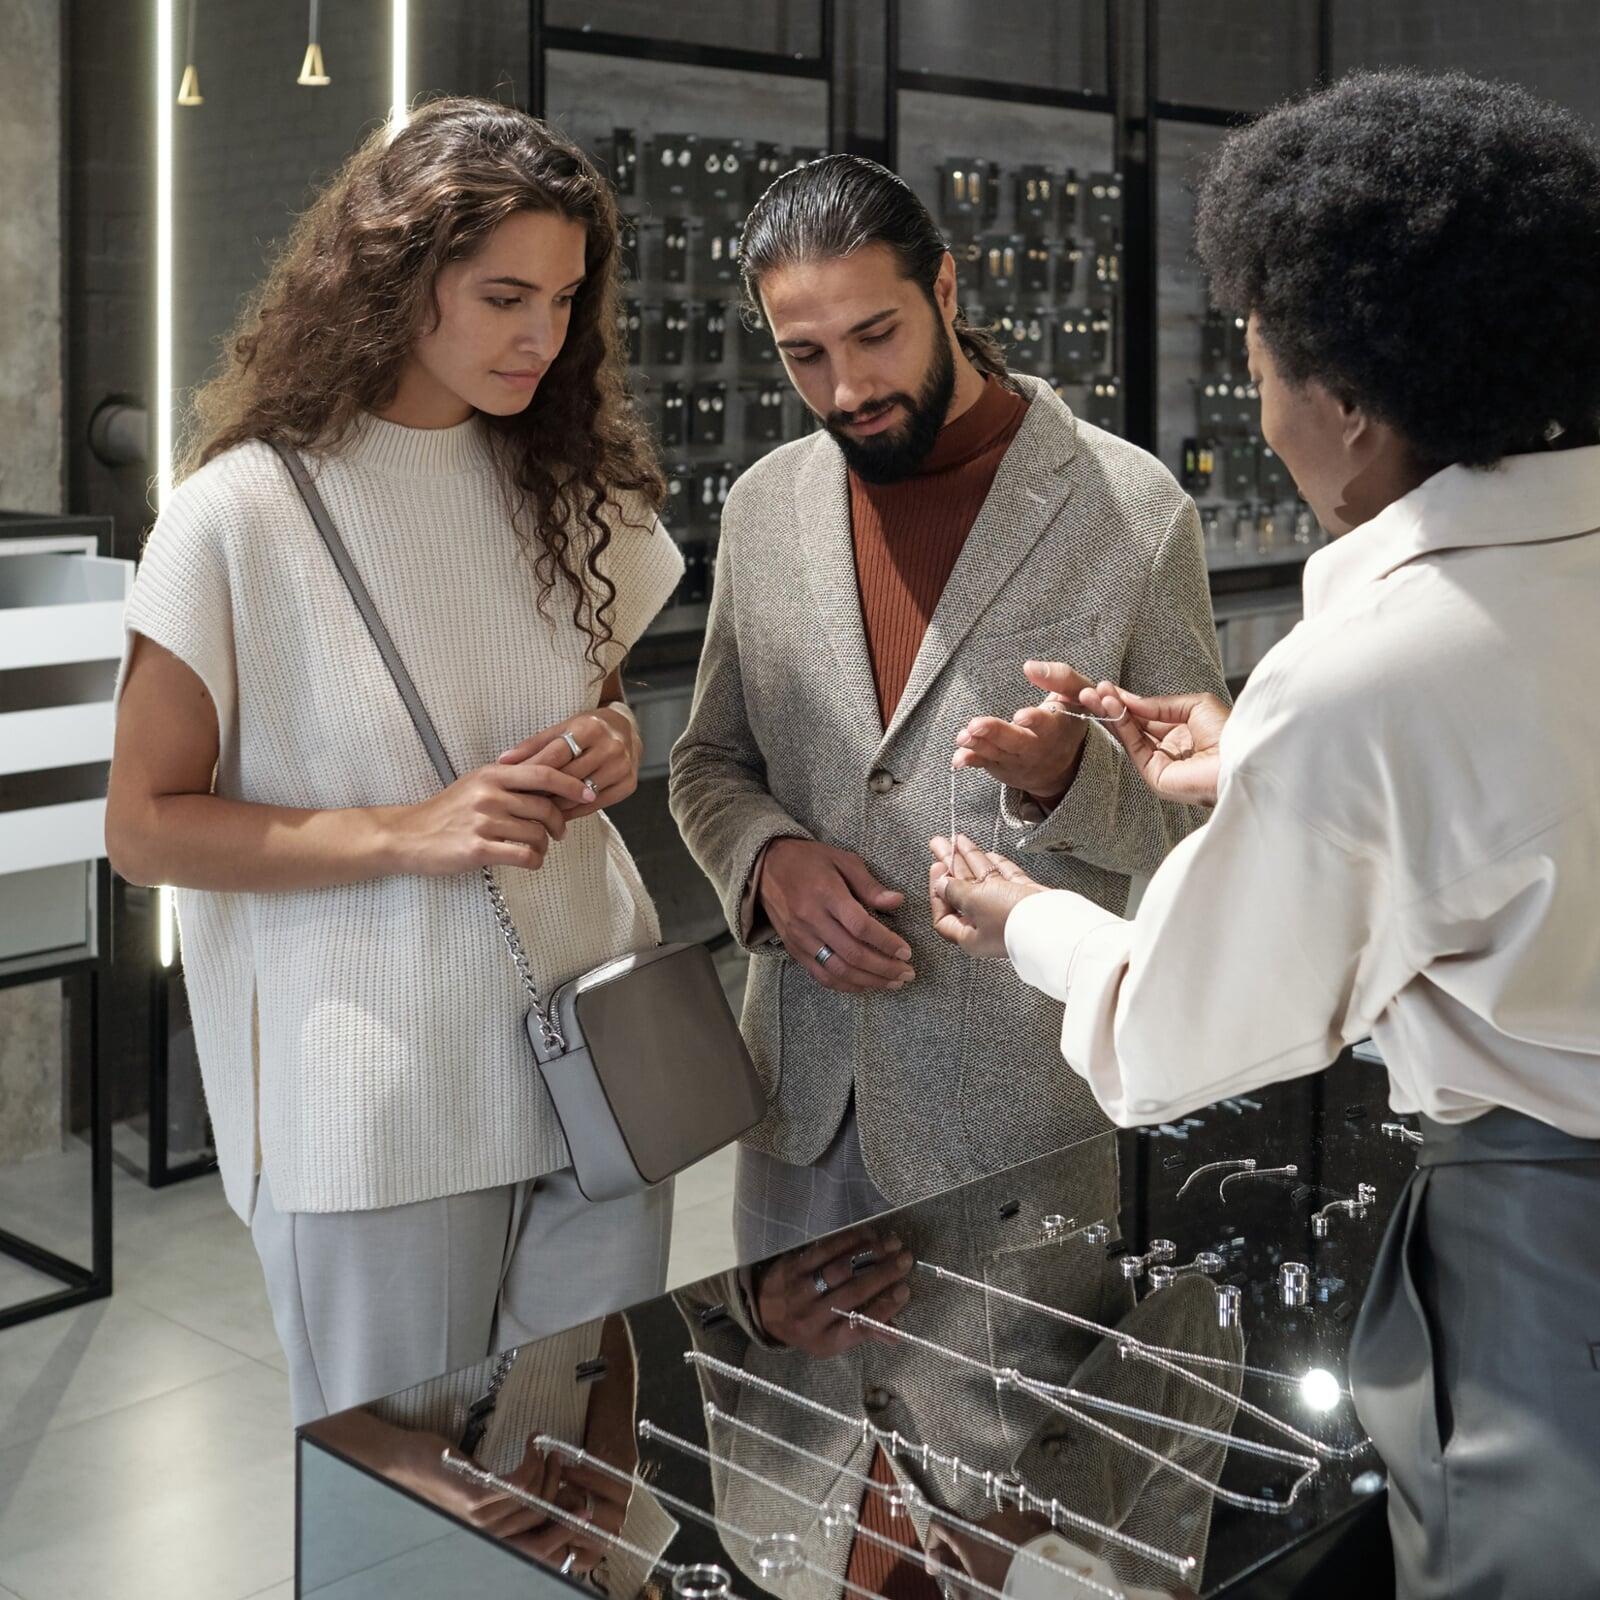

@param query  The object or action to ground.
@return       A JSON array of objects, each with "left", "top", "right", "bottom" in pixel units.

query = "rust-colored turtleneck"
[{"left": 851, "top": 376, "right": 1030, "bottom": 724}]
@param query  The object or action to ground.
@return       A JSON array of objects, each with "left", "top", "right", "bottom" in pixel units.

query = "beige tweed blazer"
[{"left": 668, "top": 376, "right": 1226, "bottom": 1203}]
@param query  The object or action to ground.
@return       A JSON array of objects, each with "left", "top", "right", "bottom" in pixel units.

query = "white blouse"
[
  {"left": 119, "top": 415, "right": 683, "bottom": 1218},
  {"left": 1006, "top": 445, "right": 1600, "bottom": 1137}
]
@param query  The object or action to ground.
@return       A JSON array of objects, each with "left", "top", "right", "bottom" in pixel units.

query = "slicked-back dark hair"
[
  {"left": 1195, "top": 69, "right": 1600, "bottom": 469},
  {"left": 738, "top": 154, "right": 1011, "bottom": 383}
]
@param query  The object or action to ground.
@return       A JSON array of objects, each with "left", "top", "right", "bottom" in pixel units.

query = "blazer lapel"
[
  {"left": 879, "top": 383, "right": 1079, "bottom": 755},
  {"left": 794, "top": 433, "right": 886, "bottom": 742}
]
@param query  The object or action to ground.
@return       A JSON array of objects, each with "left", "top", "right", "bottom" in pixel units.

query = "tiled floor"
[{"left": 0, "top": 1145, "right": 739, "bottom": 1600}]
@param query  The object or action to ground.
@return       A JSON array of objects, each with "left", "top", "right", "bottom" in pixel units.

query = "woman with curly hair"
[
  {"left": 107, "top": 98, "right": 683, "bottom": 1425},
  {"left": 931, "top": 70, "right": 1600, "bottom": 1598}
]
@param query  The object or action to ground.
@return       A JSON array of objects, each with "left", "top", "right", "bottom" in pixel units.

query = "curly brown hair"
[{"left": 187, "top": 96, "right": 663, "bottom": 664}]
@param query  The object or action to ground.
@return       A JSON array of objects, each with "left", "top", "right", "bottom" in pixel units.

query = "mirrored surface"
[{"left": 300, "top": 1050, "right": 1414, "bottom": 1598}]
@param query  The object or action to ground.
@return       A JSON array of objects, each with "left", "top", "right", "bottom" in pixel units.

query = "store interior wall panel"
[
  {"left": 1154, "top": 0, "right": 1321, "bottom": 112},
  {"left": 171, "top": 2, "right": 391, "bottom": 441},
  {"left": 1331, "top": 0, "right": 1600, "bottom": 126},
  {"left": 543, "top": 49, "right": 829, "bottom": 155},
  {"left": 543, "top": 0, "right": 823, "bottom": 59},
  {"left": 896, "top": 0, "right": 1109, "bottom": 97}
]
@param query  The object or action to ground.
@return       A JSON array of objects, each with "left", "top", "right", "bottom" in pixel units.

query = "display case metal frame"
[
  {"left": 0, "top": 862, "right": 114, "bottom": 1331},
  {"left": 0, "top": 512, "right": 119, "bottom": 1328}
]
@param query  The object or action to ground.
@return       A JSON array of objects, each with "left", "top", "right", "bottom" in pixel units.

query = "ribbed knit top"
[
  {"left": 850, "top": 377, "right": 1030, "bottom": 723},
  {"left": 118, "top": 413, "right": 684, "bottom": 1220}
]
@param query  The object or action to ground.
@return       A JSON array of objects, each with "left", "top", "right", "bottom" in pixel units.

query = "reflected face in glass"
[
  {"left": 760, "top": 242, "right": 959, "bottom": 483},
  {"left": 402, "top": 209, "right": 589, "bottom": 426}
]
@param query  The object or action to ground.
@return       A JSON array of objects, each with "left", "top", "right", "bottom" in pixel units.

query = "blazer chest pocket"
[{"left": 960, "top": 614, "right": 1110, "bottom": 714}]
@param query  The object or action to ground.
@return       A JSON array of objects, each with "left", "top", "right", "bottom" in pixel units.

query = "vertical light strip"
[
  {"left": 156, "top": 3, "right": 178, "bottom": 969},
  {"left": 155, "top": 0, "right": 175, "bottom": 510},
  {"left": 390, "top": 0, "right": 408, "bottom": 129},
  {"left": 158, "top": 885, "right": 177, "bottom": 968}
]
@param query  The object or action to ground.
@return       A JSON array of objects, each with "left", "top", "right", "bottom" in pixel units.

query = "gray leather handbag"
[{"left": 273, "top": 442, "right": 766, "bottom": 1202}]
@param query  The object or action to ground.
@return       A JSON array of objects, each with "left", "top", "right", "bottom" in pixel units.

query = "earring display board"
[
  {"left": 895, "top": 91, "right": 1124, "bottom": 438},
  {"left": 1157, "top": 120, "right": 1324, "bottom": 580},
  {"left": 540, "top": 47, "right": 829, "bottom": 647}
]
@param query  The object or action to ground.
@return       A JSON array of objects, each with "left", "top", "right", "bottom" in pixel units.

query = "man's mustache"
[{"left": 828, "top": 396, "right": 910, "bottom": 429}]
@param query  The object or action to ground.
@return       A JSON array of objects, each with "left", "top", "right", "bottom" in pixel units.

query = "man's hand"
[
  {"left": 753, "top": 1224, "right": 916, "bottom": 1356},
  {"left": 954, "top": 662, "right": 1096, "bottom": 808},
  {"left": 498, "top": 704, "right": 643, "bottom": 820},
  {"left": 929, "top": 834, "right": 1047, "bottom": 960},
  {"left": 1077, "top": 682, "right": 1231, "bottom": 808},
  {"left": 759, "top": 838, "right": 916, "bottom": 993}
]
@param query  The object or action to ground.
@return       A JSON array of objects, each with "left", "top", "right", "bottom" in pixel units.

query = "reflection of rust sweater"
[{"left": 851, "top": 377, "right": 1029, "bottom": 724}]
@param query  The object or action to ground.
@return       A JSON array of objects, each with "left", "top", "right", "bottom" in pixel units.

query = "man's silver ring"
[
  {"left": 813, "top": 1269, "right": 831, "bottom": 1296},
  {"left": 560, "top": 1551, "right": 578, "bottom": 1576},
  {"left": 815, "top": 944, "right": 834, "bottom": 967},
  {"left": 562, "top": 731, "right": 583, "bottom": 759}
]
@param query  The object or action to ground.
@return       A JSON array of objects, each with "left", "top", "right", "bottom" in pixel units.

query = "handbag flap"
[{"left": 571, "top": 944, "right": 766, "bottom": 1185}]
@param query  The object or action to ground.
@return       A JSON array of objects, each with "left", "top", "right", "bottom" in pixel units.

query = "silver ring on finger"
[
  {"left": 815, "top": 944, "right": 834, "bottom": 967},
  {"left": 562, "top": 731, "right": 584, "bottom": 759},
  {"left": 560, "top": 1551, "right": 578, "bottom": 1576},
  {"left": 813, "top": 1268, "right": 831, "bottom": 1297}
]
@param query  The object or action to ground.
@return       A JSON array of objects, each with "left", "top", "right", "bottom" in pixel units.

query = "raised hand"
[
  {"left": 928, "top": 834, "right": 1047, "bottom": 960},
  {"left": 498, "top": 704, "right": 643, "bottom": 820},
  {"left": 953, "top": 661, "right": 1097, "bottom": 807},
  {"left": 1078, "top": 682, "right": 1231, "bottom": 808}
]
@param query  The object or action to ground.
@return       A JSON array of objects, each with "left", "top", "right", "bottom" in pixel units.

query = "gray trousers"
[
  {"left": 1350, "top": 1109, "right": 1600, "bottom": 1600},
  {"left": 733, "top": 1098, "right": 892, "bottom": 1265},
  {"left": 251, "top": 1167, "right": 672, "bottom": 1425}
]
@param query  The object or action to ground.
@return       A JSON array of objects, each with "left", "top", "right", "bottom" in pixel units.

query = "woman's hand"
[
  {"left": 498, "top": 705, "right": 643, "bottom": 821},
  {"left": 1078, "top": 682, "right": 1231, "bottom": 809},
  {"left": 928, "top": 834, "right": 1047, "bottom": 960},
  {"left": 386, "top": 759, "right": 595, "bottom": 875}
]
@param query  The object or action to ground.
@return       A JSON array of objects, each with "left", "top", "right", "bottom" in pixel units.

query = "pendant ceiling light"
[
  {"left": 176, "top": 0, "right": 202, "bottom": 105},
  {"left": 298, "top": 0, "right": 331, "bottom": 86}
]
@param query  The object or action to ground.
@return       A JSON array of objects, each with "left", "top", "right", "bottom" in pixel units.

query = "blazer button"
[
  {"left": 863, "top": 1385, "right": 894, "bottom": 1413},
  {"left": 868, "top": 770, "right": 895, "bottom": 795}
]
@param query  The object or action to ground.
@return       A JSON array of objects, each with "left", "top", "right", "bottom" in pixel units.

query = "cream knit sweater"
[{"left": 119, "top": 414, "right": 684, "bottom": 1221}]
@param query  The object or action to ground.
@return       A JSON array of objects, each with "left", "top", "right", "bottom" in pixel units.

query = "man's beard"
[{"left": 824, "top": 323, "right": 957, "bottom": 485}]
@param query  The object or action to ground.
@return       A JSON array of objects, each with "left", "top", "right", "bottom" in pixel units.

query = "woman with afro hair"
[{"left": 931, "top": 70, "right": 1600, "bottom": 1599}]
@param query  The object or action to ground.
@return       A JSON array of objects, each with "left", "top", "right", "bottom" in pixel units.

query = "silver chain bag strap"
[{"left": 272, "top": 442, "right": 766, "bottom": 1201}]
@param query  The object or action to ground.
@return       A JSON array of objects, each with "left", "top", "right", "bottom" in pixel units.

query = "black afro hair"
[{"left": 1195, "top": 69, "right": 1600, "bottom": 468}]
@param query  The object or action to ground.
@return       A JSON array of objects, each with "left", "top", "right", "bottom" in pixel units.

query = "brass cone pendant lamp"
[
  {"left": 176, "top": 1, "right": 202, "bottom": 105},
  {"left": 298, "top": 0, "right": 330, "bottom": 86}
]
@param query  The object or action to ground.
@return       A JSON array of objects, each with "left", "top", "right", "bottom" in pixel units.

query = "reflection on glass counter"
[{"left": 300, "top": 1050, "right": 1413, "bottom": 1598}]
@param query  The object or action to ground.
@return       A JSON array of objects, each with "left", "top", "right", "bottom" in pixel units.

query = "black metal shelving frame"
[{"left": 0, "top": 858, "right": 114, "bottom": 1332}]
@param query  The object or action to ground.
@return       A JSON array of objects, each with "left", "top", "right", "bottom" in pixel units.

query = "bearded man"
[{"left": 669, "top": 155, "right": 1227, "bottom": 1261}]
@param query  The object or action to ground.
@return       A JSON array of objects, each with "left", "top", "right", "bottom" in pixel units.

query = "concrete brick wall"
[
  {"left": 67, "top": 0, "right": 157, "bottom": 559},
  {"left": 0, "top": 0, "right": 65, "bottom": 515}
]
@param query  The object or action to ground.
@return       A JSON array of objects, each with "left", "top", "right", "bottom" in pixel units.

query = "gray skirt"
[{"left": 1349, "top": 1107, "right": 1600, "bottom": 1600}]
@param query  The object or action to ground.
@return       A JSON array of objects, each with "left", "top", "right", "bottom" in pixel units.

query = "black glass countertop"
[{"left": 299, "top": 1049, "right": 1416, "bottom": 1599}]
